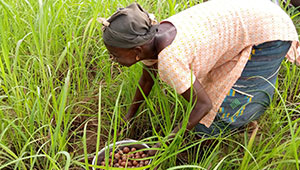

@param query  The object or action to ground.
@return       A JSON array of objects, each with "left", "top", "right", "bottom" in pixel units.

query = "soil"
[{"left": 68, "top": 110, "right": 110, "bottom": 170}]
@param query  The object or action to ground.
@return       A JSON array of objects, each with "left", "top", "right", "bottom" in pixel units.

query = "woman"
[{"left": 98, "top": 0, "right": 299, "bottom": 153}]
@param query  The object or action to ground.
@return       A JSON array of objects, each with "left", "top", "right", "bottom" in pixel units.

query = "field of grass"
[{"left": 0, "top": 0, "right": 299, "bottom": 169}]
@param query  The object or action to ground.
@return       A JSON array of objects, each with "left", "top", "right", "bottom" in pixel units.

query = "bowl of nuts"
[{"left": 92, "top": 139, "right": 152, "bottom": 170}]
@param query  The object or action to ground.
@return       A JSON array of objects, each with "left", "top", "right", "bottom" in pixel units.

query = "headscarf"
[{"left": 97, "top": 3, "right": 158, "bottom": 48}]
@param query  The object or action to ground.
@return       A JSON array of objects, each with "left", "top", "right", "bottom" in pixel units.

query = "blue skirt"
[{"left": 195, "top": 40, "right": 292, "bottom": 136}]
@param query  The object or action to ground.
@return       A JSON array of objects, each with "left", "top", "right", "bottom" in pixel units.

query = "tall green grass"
[{"left": 0, "top": 0, "right": 299, "bottom": 169}]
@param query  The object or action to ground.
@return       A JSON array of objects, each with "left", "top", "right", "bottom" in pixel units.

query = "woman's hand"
[
  {"left": 148, "top": 143, "right": 161, "bottom": 170},
  {"left": 148, "top": 142, "right": 161, "bottom": 156}
]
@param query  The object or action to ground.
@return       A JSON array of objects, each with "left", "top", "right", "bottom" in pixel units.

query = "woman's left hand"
[{"left": 148, "top": 142, "right": 161, "bottom": 156}]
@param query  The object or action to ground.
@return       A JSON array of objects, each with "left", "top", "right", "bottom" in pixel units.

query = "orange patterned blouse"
[{"left": 145, "top": 0, "right": 299, "bottom": 127}]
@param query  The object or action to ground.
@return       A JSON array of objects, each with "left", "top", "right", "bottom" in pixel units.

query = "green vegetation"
[{"left": 0, "top": 0, "right": 299, "bottom": 169}]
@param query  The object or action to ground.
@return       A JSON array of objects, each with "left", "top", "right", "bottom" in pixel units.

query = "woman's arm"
[
  {"left": 172, "top": 79, "right": 212, "bottom": 134},
  {"left": 124, "top": 64, "right": 157, "bottom": 121},
  {"left": 149, "top": 79, "right": 212, "bottom": 155}
]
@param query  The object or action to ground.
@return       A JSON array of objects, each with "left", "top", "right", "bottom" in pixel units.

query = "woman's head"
[
  {"left": 98, "top": 3, "right": 158, "bottom": 66},
  {"left": 105, "top": 44, "right": 141, "bottom": 67}
]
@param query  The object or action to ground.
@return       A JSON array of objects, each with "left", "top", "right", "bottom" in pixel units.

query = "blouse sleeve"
[{"left": 158, "top": 49, "right": 196, "bottom": 94}]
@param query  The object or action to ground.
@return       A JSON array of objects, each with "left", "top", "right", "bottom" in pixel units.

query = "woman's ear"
[{"left": 133, "top": 46, "right": 143, "bottom": 57}]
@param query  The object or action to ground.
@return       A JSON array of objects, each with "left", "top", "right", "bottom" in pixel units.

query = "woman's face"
[{"left": 105, "top": 44, "right": 138, "bottom": 67}]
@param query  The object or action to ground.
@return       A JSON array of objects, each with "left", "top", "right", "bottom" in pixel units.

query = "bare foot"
[{"left": 247, "top": 120, "right": 258, "bottom": 133}]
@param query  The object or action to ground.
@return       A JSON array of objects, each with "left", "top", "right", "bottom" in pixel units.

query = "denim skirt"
[{"left": 195, "top": 40, "right": 292, "bottom": 136}]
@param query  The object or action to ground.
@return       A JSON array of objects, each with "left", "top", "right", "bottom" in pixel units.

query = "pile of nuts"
[{"left": 98, "top": 146, "right": 150, "bottom": 169}]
